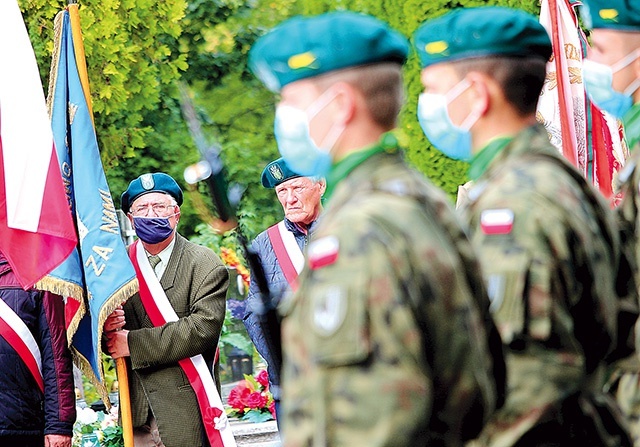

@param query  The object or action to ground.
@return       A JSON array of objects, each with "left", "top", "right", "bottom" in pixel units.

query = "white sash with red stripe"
[
  {"left": 130, "top": 241, "right": 236, "bottom": 447},
  {"left": 0, "top": 297, "right": 44, "bottom": 393},
  {"left": 266, "top": 221, "right": 304, "bottom": 291}
]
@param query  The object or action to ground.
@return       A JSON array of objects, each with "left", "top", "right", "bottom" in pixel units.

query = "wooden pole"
[{"left": 115, "top": 358, "right": 134, "bottom": 447}]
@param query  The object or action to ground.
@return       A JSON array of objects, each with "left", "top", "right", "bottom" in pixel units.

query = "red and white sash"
[
  {"left": 0, "top": 297, "right": 44, "bottom": 393},
  {"left": 266, "top": 221, "right": 304, "bottom": 291},
  {"left": 129, "top": 241, "right": 236, "bottom": 447}
]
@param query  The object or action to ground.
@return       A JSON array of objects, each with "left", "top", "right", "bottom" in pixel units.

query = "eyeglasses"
[{"left": 130, "top": 202, "right": 174, "bottom": 217}]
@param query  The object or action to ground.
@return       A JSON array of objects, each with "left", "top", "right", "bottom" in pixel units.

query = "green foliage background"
[
  {"left": 19, "top": 0, "right": 541, "bottom": 241},
  {"left": 298, "top": 0, "right": 541, "bottom": 197}
]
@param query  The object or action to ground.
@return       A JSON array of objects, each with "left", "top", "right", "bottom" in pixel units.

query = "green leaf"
[
  {"left": 241, "top": 409, "right": 274, "bottom": 423},
  {"left": 244, "top": 373, "right": 260, "bottom": 391}
]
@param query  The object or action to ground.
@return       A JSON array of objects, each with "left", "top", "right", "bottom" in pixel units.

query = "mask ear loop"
[
  {"left": 459, "top": 107, "right": 482, "bottom": 132},
  {"left": 623, "top": 77, "right": 640, "bottom": 97},
  {"left": 611, "top": 48, "right": 640, "bottom": 74},
  {"left": 305, "top": 87, "right": 346, "bottom": 156},
  {"left": 317, "top": 120, "right": 346, "bottom": 155},
  {"left": 445, "top": 77, "right": 472, "bottom": 103},
  {"left": 306, "top": 88, "right": 339, "bottom": 120},
  {"left": 445, "top": 78, "right": 479, "bottom": 131}
]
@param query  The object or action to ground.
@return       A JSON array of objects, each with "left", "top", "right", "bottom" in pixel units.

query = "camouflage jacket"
[
  {"left": 279, "top": 145, "right": 505, "bottom": 447},
  {"left": 461, "top": 124, "right": 628, "bottom": 446},
  {"left": 616, "top": 104, "right": 640, "bottom": 301}
]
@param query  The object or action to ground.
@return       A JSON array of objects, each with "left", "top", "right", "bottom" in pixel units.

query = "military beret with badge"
[
  {"left": 248, "top": 11, "right": 410, "bottom": 92},
  {"left": 121, "top": 172, "right": 183, "bottom": 213},
  {"left": 261, "top": 157, "right": 303, "bottom": 189},
  {"left": 413, "top": 6, "right": 552, "bottom": 68},
  {"left": 582, "top": 0, "right": 640, "bottom": 31}
]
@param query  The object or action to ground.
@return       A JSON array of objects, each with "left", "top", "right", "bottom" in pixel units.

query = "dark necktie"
[{"left": 148, "top": 255, "right": 161, "bottom": 270}]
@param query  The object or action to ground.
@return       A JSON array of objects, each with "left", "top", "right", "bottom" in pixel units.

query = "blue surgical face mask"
[
  {"left": 274, "top": 90, "right": 344, "bottom": 177},
  {"left": 583, "top": 50, "right": 640, "bottom": 119},
  {"left": 133, "top": 216, "right": 175, "bottom": 244},
  {"left": 417, "top": 79, "right": 480, "bottom": 162}
]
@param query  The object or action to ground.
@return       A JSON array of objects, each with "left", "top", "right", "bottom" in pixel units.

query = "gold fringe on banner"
[{"left": 71, "top": 278, "right": 139, "bottom": 409}]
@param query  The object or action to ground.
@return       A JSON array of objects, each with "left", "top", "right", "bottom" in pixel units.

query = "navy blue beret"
[{"left": 121, "top": 172, "right": 183, "bottom": 213}]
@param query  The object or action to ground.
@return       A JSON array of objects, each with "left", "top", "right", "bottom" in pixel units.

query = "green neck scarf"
[
  {"left": 623, "top": 103, "right": 640, "bottom": 152},
  {"left": 324, "top": 133, "right": 399, "bottom": 202},
  {"left": 468, "top": 136, "right": 513, "bottom": 181}
]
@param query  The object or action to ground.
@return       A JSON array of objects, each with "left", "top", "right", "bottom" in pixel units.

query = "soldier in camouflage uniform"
[
  {"left": 414, "top": 7, "right": 632, "bottom": 446},
  {"left": 583, "top": 1, "right": 640, "bottom": 444},
  {"left": 248, "top": 11, "right": 506, "bottom": 447}
]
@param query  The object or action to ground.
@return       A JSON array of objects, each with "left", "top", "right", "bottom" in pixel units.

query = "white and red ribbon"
[
  {"left": 266, "top": 221, "right": 304, "bottom": 290},
  {"left": 0, "top": 297, "right": 43, "bottom": 392}
]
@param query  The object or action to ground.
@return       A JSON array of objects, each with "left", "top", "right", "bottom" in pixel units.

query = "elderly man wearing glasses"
[{"left": 104, "top": 172, "right": 229, "bottom": 447}]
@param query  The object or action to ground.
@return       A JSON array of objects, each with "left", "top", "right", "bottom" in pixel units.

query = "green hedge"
[{"left": 299, "top": 0, "right": 540, "bottom": 198}]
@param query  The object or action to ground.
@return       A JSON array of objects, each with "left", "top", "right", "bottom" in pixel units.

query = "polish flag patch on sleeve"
[
  {"left": 308, "top": 236, "right": 340, "bottom": 270},
  {"left": 480, "top": 209, "right": 515, "bottom": 235}
]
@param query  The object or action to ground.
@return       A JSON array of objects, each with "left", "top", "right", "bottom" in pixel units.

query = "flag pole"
[{"left": 66, "top": 2, "right": 133, "bottom": 446}]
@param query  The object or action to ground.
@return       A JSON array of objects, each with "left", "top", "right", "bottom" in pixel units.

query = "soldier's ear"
[
  {"left": 330, "top": 81, "right": 358, "bottom": 126},
  {"left": 465, "top": 72, "right": 491, "bottom": 118}
]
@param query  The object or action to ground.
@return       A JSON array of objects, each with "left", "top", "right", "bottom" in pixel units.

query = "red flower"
[
  {"left": 246, "top": 392, "right": 268, "bottom": 410},
  {"left": 256, "top": 369, "right": 269, "bottom": 388},
  {"left": 269, "top": 400, "right": 276, "bottom": 419},
  {"left": 228, "top": 381, "right": 251, "bottom": 410}
]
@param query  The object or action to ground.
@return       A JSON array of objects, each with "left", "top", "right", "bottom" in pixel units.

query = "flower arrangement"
[
  {"left": 73, "top": 406, "right": 123, "bottom": 447},
  {"left": 227, "top": 369, "right": 275, "bottom": 423},
  {"left": 220, "top": 247, "right": 250, "bottom": 289}
]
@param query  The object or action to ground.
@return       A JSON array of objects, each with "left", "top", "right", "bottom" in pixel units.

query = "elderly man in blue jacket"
[{"left": 243, "top": 158, "right": 324, "bottom": 422}]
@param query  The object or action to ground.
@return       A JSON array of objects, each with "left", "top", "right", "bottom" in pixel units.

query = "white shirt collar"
[{"left": 144, "top": 236, "right": 176, "bottom": 279}]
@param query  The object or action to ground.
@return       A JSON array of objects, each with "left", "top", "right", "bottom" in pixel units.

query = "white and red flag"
[
  {"left": 0, "top": 0, "right": 77, "bottom": 289},
  {"left": 537, "top": 0, "right": 627, "bottom": 202}
]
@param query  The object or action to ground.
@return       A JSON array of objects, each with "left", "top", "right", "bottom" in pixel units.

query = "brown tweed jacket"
[{"left": 123, "top": 233, "right": 229, "bottom": 447}]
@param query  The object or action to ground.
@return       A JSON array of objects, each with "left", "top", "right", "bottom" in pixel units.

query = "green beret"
[
  {"left": 413, "top": 7, "right": 552, "bottom": 68},
  {"left": 261, "top": 158, "right": 301, "bottom": 188},
  {"left": 249, "top": 11, "right": 409, "bottom": 92},
  {"left": 121, "top": 172, "right": 183, "bottom": 213},
  {"left": 582, "top": 0, "right": 640, "bottom": 31}
]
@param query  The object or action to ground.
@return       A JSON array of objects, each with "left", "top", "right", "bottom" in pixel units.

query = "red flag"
[
  {"left": 537, "top": 0, "right": 628, "bottom": 201},
  {"left": 0, "top": 0, "right": 77, "bottom": 289}
]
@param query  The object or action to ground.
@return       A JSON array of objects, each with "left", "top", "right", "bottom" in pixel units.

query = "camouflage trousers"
[{"left": 609, "top": 370, "right": 640, "bottom": 447}]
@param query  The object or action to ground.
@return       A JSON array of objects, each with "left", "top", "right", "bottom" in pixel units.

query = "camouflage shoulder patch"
[{"left": 308, "top": 236, "right": 339, "bottom": 270}]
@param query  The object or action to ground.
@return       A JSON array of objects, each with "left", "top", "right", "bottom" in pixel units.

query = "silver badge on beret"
[
  {"left": 269, "top": 164, "right": 284, "bottom": 181},
  {"left": 140, "top": 173, "right": 155, "bottom": 190}
]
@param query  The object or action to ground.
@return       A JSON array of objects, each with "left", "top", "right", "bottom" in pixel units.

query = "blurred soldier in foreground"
[
  {"left": 414, "top": 6, "right": 632, "bottom": 445},
  {"left": 583, "top": 0, "right": 640, "bottom": 444},
  {"left": 243, "top": 158, "right": 325, "bottom": 421},
  {"left": 249, "top": 11, "right": 505, "bottom": 446}
]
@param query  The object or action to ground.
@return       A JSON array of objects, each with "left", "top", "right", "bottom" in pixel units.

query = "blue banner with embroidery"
[{"left": 43, "top": 9, "right": 138, "bottom": 394}]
